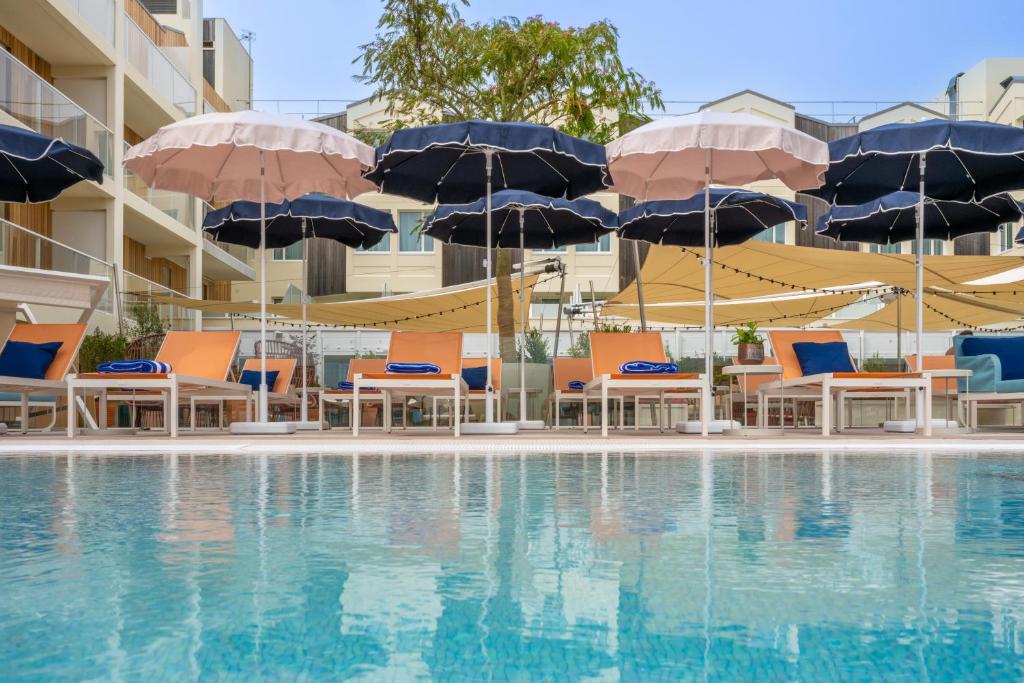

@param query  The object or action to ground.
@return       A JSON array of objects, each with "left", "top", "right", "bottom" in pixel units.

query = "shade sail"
[
  {"left": 602, "top": 290, "right": 864, "bottom": 328},
  {"left": 832, "top": 290, "right": 1024, "bottom": 332},
  {"left": 610, "top": 241, "right": 1024, "bottom": 306},
  {"left": 149, "top": 275, "right": 541, "bottom": 333}
]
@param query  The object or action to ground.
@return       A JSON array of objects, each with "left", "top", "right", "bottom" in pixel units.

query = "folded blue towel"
[
  {"left": 567, "top": 380, "right": 586, "bottom": 390},
  {"left": 385, "top": 362, "right": 440, "bottom": 375},
  {"left": 618, "top": 361, "right": 678, "bottom": 374},
  {"left": 97, "top": 360, "right": 171, "bottom": 374},
  {"left": 337, "top": 381, "right": 378, "bottom": 391}
]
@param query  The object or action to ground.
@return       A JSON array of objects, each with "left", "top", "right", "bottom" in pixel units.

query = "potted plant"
[{"left": 731, "top": 322, "right": 765, "bottom": 365}]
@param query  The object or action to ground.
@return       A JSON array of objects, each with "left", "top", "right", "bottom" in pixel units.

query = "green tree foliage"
[
  {"left": 77, "top": 303, "right": 170, "bottom": 372},
  {"left": 516, "top": 328, "right": 550, "bottom": 364},
  {"left": 358, "top": 0, "right": 663, "bottom": 359}
]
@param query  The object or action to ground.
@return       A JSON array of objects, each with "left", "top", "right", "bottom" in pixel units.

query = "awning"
[
  {"left": 832, "top": 288, "right": 1024, "bottom": 332},
  {"left": 150, "top": 274, "right": 542, "bottom": 332}
]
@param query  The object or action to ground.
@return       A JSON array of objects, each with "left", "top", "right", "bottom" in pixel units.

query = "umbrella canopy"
[
  {"left": 123, "top": 110, "right": 376, "bottom": 202},
  {"left": 203, "top": 194, "right": 397, "bottom": 250},
  {"left": 606, "top": 111, "right": 829, "bottom": 201},
  {"left": 422, "top": 189, "right": 617, "bottom": 248},
  {"left": 618, "top": 189, "right": 807, "bottom": 247},
  {"left": 363, "top": 120, "right": 610, "bottom": 203},
  {"left": 805, "top": 119, "right": 1024, "bottom": 205},
  {"left": 0, "top": 123, "right": 104, "bottom": 202},
  {"left": 817, "top": 191, "right": 1022, "bottom": 244}
]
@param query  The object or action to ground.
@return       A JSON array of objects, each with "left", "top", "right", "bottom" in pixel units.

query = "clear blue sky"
[{"left": 205, "top": 0, "right": 1023, "bottom": 121}]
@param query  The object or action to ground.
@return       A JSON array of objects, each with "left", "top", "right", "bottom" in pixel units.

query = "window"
[
  {"left": 357, "top": 233, "right": 390, "bottom": 253},
  {"left": 530, "top": 299, "right": 563, "bottom": 319},
  {"left": 272, "top": 242, "right": 303, "bottom": 260},
  {"left": 533, "top": 244, "right": 567, "bottom": 253},
  {"left": 868, "top": 243, "right": 901, "bottom": 254},
  {"left": 399, "top": 211, "right": 433, "bottom": 252},
  {"left": 911, "top": 239, "right": 944, "bottom": 255},
  {"left": 752, "top": 223, "right": 787, "bottom": 244},
  {"left": 998, "top": 223, "right": 1016, "bottom": 252},
  {"left": 271, "top": 296, "right": 283, "bottom": 304},
  {"left": 576, "top": 233, "right": 612, "bottom": 253}
]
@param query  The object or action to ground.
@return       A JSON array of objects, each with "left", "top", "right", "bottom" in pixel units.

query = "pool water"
[{"left": 2, "top": 451, "right": 1024, "bottom": 681}]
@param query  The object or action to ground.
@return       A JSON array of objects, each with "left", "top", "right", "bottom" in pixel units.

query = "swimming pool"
[{"left": 2, "top": 451, "right": 1023, "bottom": 680}]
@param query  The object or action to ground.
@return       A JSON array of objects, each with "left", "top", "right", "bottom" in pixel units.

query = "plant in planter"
[
  {"left": 516, "top": 328, "right": 550, "bottom": 364},
  {"left": 731, "top": 322, "right": 765, "bottom": 365}
]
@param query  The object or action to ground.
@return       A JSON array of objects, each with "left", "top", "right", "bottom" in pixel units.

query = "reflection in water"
[{"left": 2, "top": 451, "right": 1024, "bottom": 680}]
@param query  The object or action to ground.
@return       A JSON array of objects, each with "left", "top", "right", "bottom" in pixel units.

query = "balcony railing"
[
  {"left": 125, "top": 144, "right": 197, "bottom": 229},
  {"left": 66, "top": 0, "right": 116, "bottom": 46},
  {"left": 123, "top": 271, "right": 195, "bottom": 330},
  {"left": 0, "top": 49, "right": 114, "bottom": 176},
  {"left": 123, "top": 14, "right": 196, "bottom": 117},
  {"left": 0, "top": 217, "right": 115, "bottom": 314},
  {"left": 201, "top": 202, "right": 254, "bottom": 265}
]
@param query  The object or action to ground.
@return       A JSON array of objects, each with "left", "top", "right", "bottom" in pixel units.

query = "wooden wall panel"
[
  {"left": 307, "top": 237, "right": 346, "bottom": 296},
  {"left": 204, "top": 279, "right": 232, "bottom": 300},
  {"left": 3, "top": 204, "right": 52, "bottom": 269},
  {"left": 123, "top": 236, "right": 189, "bottom": 294},
  {"left": 126, "top": 0, "right": 188, "bottom": 47},
  {"left": 953, "top": 233, "right": 991, "bottom": 256},
  {"left": 794, "top": 194, "right": 859, "bottom": 251},
  {"left": 0, "top": 25, "right": 53, "bottom": 82},
  {"left": 441, "top": 244, "right": 487, "bottom": 286}
]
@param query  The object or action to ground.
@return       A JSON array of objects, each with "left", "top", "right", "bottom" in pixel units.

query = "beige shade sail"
[
  {"left": 602, "top": 290, "right": 865, "bottom": 328},
  {"left": 610, "top": 241, "right": 1024, "bottom": 305},
  {"left": 149, "top": 275, "right": 542, "bottom": 333},
  {"left": 833, "top": 289, "right": 1024, "bottom": 332}
]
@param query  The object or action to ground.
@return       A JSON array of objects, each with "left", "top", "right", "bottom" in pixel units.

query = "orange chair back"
[
  {"left": 590, "top": 332, "right": 668, "bottom": 377},
  {"left": 241, "top": 358, "right": 297, "bottom": 393},
  {"left": 766, "top": 330, "right": 851, "bottom": 380},
  {"left": 386, "top": 332, "right": 463, "bottom": 376},
  {"left": 554, "top": 357, "right": 593, "bottom": 391},
  {"left": 906, "top": 354, "right": 957, "bottom": 394},
  {"left": 347, "top": 358, "right": 386, "bottom": 381},
  {"left": 731, "top": 356, "right": 779, "bottom": 393},
  {"left": 156, "top": 331, "right": 240, "bottom": 381},
  {"left": 7, "top": 323, "right": 87, "bottom": 381},
  {"left": 462, "top": 357, "right": 502, "bottom": 389}
]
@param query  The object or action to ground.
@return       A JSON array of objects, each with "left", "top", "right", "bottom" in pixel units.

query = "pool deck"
[{"left": 3, "top": 428, "right": 1024, "bottom": 453}]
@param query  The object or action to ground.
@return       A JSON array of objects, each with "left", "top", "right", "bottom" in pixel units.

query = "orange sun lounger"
[
  {"left": 66, "top": 331, "right": 250, "bottom": 437},
  {"left": 760, "top": 330, "right": 931, "bottom": 436},
  {"left": 320, "top": 358, "right": 386, "bottom": 430},
  {"left": 549, "top": 356, "right": 624, "bottom": 430},
  {"left": 0, "top": 323, "right": 87, "bottom": 433},
  {"left": 186, "top": 357, "right": 297, "bottom": 431},
  {"left": 582, "top": 332, "right": 708, "bottom": 437},
  {"left": 352, "top": 332, "right": 467, "bottom": 437}
]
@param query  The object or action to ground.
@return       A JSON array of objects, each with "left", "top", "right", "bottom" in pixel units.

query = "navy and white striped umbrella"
[
  {"left": 817, "top": 191, "right": 1023, "bottom": 244},
  {"left": 202, "top": 194, "right": 396, "bottom": 250},
  {"left": 364, "top": 120, "right": 610, "bottom": 203},
  {"left": 619, "top": 189, "right": 807, "bottom": 247},
  {"left": 0, "top": 123, "right": 104, "bottom": 202}
]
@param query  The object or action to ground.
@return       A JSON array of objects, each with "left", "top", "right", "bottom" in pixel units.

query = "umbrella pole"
[
  {"left": 301, "top": 217, "right": 309, "bottom": 424},
  {"left": 633, "top": 241, "right": 647, "bottom": 332},
  {"left": 259, "top": 153, "right": 268, "bottom": 423},
  {"left": 553, "top": 260, "right": 565, "bottom": 358},
  {"left": 916, "top": 154, "right": 928, "bottom": 434},
  {"left": 485, "top": 150, "right": 494, "bottom": 423},
  {"left": 702, "top": 149, "right": 712, "bottom": 437},
  {"left": 516, "top": 209, "right": 543, "bottom": 430}
]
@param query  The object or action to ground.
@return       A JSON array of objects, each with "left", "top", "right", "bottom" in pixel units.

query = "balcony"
[
  {"left": 67, "top": 0, "right": 116, "bottom": 46},
  {"left": 0, "top": 216, "right": 115, "bottom": 315},
  {"left": 0, "top": 0, "right": 115, "bottom": 66},
  {"left": 203, "top": 233, "right": 256, "bottom": 281},
  {"left": 0, "top": 48, "right": 114, "bottom": 178},
  {"left": 123, "top": 13, "right": 196, "bottom": 118},
  {"left": 122, "top": 270, "right": 195, "bottom": 330},
  {"left": 124, "top": 143, "right": 197, "bottom": 233}
]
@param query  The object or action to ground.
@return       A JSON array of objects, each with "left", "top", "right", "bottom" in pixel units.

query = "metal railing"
[
  {"left": 124, "top": 144, "right": 197, "bottom": 229},
  {"left": 122, "top": 271, "right": 195, "bottom": 330},
  {"left": 0, "top": 49, "right": 114, "bottom": 175},
  {"left": 66, "top": 0, "right": 116, "bottom": 45},
  {"left": 122, "top": 14, "right": 196, "bottom": 116},
  {"left": 0, "top": 217, "right": 115, "bottom": 314}
]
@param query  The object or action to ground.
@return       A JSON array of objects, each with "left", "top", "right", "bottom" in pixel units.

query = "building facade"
[{"left": 0, "top": 0, "right": 255, "bottom": 330}]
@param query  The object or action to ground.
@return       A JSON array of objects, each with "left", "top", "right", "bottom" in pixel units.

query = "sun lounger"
[
  {"left": 0, "top": 323, "right": 87, "bottom": 433},
  {"left": 352, "top": 332, "right": 467, "bottom": 437},
  {"left": 431, "top": 357, "right": 502, "bottom": 428},
  {"left": 186, "top": 357, "right": 297, "bottom": 430},
  {"left": 66, "top": 331, "right": 250, "bottom": 437},
  {"left": 320, "top": 358, "right": 386, "bottom": 430},
  {"left": 582, "top": 332, "right": 707, "bottom": 437},
  {"left": 760, "top": 330, "right": 931, "bottom": 436},
  {"left": 549, "top": 357, "right": 624, "bottom": 430}
]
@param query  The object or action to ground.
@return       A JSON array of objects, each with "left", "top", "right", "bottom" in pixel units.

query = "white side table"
[
  {"left": 923, "top": 368, "right": 972, "bottom": 432},
  {"left": 722, "top": 364, "right": 784, "bottom": 436}
]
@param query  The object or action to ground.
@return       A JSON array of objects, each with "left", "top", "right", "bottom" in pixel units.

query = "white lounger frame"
[
  {"left": 581, "top": 375, "right": 709, "bottom": 437},
  {"left": 352, "top": 373, "right": 469, "bottom": 437}
]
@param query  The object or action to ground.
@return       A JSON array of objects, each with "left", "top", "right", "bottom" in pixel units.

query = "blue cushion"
[
  {"left": 0, "top": 392, "right": 56, "bottom": 402},
  {"left": 239, "top": 369, "right": 279, "bottom": 391},
  {"left": 791, "top": 341, "right": 855, "bottom": 376},
  {"left": 961, "top": 336, "right": 1024, "bottom": 381},
  {"left": 386, "top": 362, "right": 441, "bottom": 374},
  {"left": 461, "top": 366, "right": 487, "bottom": 390},
  {"left": 618, "top": 361, "right": 678, "bottom": 374},
  {"left": 0, "top": 340, "right": 63, "bottom": 380}
]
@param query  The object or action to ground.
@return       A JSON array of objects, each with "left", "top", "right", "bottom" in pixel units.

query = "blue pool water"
[{"left": 2, "top": 451, "right": 1024, "bottom": 681}]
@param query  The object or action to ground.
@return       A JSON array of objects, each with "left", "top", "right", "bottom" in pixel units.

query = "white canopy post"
[{"left": 702, "top": 148, "right": 713, "bottom": 438}]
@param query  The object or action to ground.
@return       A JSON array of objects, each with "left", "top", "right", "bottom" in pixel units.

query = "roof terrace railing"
[
  {"left": 0, "top": 48, "right": 115, "bottom": 176},
  {"left": 124, "top": 143, "right": 197, "bottom": 230},
  {"left": 123, "top": 13, "right": 196, "bottom": 117},
  {"left": 66, "top": 0, "right": 116, "bottom": 46}
]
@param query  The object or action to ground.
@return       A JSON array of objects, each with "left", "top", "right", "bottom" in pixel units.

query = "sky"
[{"left": 204, "top": 0, "right": 1023, "bottom": 121}]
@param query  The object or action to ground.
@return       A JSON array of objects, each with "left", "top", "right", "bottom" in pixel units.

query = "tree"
[{"left": 358, "top": 0, "right": 663, "bottom": 359}]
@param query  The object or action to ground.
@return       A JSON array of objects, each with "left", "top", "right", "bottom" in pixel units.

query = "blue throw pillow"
[
  {"left": 791, "top": 341, "right": 854, "bottom": 376},
  {"left": 961, "top": 336, "right": 1024, "bottom": 380},
  {"left": 239, "top": 369, "right": 279, "bottom": 391},
  {"left": 0, "top": 340, "right": 63, "bottom": 380},
  {"left": 461, "top": 365, "right": 488, "bottom": 390}
]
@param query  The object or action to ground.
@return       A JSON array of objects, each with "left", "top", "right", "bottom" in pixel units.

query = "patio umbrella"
[
  {"left": 0, "top": 123, "right": 104, "bottom": 202},
  {"left": 203, "top": 195, "right": 397, "bottom": 426},
  {"left": 606, "top": 111, "right": 828, "bottom": 435},
  {"left": 365, "top": 120, "right": 610, "bottom": 433},
  {"left": 125, "top": 111, "right": 375, "bottom": 433},
  {"left": 805, "top": 119, "right": 1024, "bottom": 389},
  {"left": 423, "top": 189, "right": 617, "bottom": 429},
  {"left": 817, "top": 190, "right": 1023, "bottom": 364}
]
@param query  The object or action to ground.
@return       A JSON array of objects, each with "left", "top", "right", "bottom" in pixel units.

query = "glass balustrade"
[
  {"left": 123, "top": 14, "right": 197, "bottom": 117},
  {"left": 0, "top": 49, "right": 114, "bottom": 176},
  {"left": 0, "top": 218, "right": 115, "bottom": 313},
  {"left": 122, "top": 271, "right": 195, "bottom": 330},
  {"left": 66, "top": 0, "right": 116, "bottom": 45},
  {"left": 124, "top": 144, "right": 197, "bottom": 229}
]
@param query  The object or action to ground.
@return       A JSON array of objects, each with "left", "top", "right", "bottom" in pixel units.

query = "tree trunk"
[{"left": 496, "top": 248, "right": 517, "bottom": 360}]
